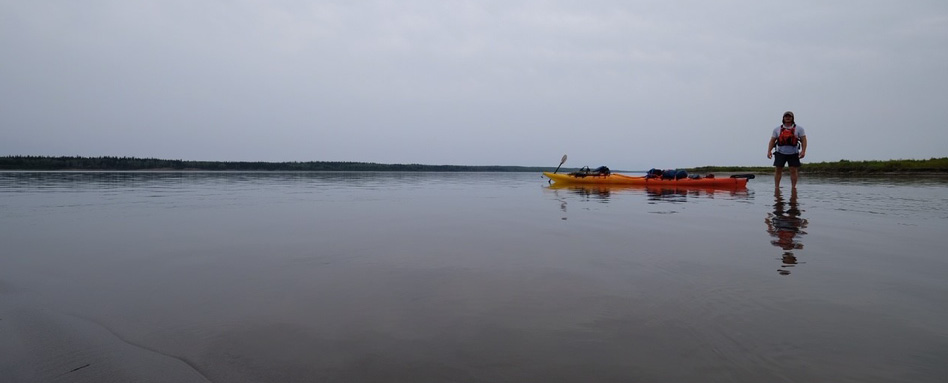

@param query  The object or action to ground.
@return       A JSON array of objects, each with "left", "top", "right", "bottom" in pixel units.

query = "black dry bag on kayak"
[{"left": 661, "top": 169, "right": 688, "bottom": 180}]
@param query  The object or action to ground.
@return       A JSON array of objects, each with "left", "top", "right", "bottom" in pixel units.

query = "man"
[{"left": 767, "top": 111, "right": 807, "bottom": 188}]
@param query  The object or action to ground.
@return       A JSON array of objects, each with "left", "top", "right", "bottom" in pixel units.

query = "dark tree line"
[
  {"left": 10, "top": 155, "right": 942, "bottom": 174},
  {"left": 0, "top": 156, "right": 563, "bottom": 172}
]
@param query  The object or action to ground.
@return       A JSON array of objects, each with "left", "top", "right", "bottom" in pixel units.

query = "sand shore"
[{"left": 0, "top": 297, "right": 210, "bottom": 383}]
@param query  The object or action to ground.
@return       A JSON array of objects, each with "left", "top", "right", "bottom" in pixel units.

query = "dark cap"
[{"left": 783, "top": 111, "right": 794, "bottom": 118}]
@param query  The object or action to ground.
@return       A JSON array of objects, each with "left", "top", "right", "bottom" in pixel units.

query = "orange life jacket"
[{"left": 777, "top": 125, "right": 799, "bottom": 147}]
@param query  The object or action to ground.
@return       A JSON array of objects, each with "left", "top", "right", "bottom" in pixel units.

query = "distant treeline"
[
  {"left": 6, "top": 156, "right": 945, "bottom": 174},
  {"left": 0, "top": 156, "right": 566, "bottom": 172},
  {"left": 689, "top": 157, "right": 948, "bottom": 174}
]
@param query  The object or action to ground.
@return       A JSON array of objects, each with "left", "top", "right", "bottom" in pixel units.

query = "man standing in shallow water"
[{"left": 767, "top": 111, "right": 807, "bottom": 188}]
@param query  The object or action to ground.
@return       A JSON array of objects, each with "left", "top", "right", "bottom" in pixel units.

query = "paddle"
[
  {"left": 730, "top": 174, "right": 756, "bottom": 179},
  {"left": 553, "top": 154, "right": 567, "bottom": 174}
]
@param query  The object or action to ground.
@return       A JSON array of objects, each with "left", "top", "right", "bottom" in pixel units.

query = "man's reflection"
[{"left": 766, "top": 188, "right": 808, "bottom": 275}]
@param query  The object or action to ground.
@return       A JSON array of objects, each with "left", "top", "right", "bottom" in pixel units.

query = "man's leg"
[
  {"left": 789, "top": 167, "right": 799, "bottom": 188},
  {"left": 774, "top": 166, "right": 783, "bottom": 188}
]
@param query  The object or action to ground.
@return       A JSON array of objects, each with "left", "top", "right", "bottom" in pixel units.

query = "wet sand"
[{"left": 0, "top": 297, "right": 209, "bottom": 383}]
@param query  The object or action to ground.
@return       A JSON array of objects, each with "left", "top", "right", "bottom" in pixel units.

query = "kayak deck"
[{"left": 543, "top": 172, "right": 749, "bottom": 188}]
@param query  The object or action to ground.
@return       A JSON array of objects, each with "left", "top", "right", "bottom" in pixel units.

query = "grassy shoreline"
[{"left": 688, "top": 157, "right": 948, "bottom": 175}]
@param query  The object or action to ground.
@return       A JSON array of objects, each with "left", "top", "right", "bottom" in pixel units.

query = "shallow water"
[{"left": 1, "top": 171, "right": 947, "bottom": 382}]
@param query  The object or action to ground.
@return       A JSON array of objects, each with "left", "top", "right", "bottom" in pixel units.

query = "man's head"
[{"left": 783, "top": 111, "right": 794, "bottom": 125}]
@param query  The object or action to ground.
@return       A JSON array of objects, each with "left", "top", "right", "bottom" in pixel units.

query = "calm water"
[{"left": 1, "top": 172, "right": 947, "bottom": 383}]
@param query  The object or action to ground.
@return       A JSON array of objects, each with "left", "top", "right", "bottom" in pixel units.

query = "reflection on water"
[
  {"left": 554, "top": 185, "right": 614, "bottom": 202},
  {"left": 544, "top": 182, "right": 753, "bottom": 220},
  {"left": 4, "top": 172, "right": 948, "bottom": 382},
  {"left": 766, "top": 188, "right": 809, "bottom": 275},
  {"left": 545, "top": 183, "right": 751, "bottom": 203},
  {"left": 643, "top": 187, "right": 749, "bottom": 203}
]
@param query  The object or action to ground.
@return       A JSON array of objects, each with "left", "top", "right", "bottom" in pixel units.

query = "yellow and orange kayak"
[{"left": 543, "top": 172, "right": 750, "bottom": 188}]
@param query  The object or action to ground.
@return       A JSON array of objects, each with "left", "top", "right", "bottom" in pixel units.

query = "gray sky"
[{"left": 2, "top": 0, "right": 947, "bottom": 170}]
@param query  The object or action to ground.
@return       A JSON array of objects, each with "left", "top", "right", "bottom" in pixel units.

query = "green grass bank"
[{"left": 688, "top": 158, "right": 948, "bottom": 175}]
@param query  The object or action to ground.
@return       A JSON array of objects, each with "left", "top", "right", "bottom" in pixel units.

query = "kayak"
[
  {"left": 543, "top": 172, "right": 750, "bottom": 188},
  {"left": 545, "top": 172, "right": 750, "bottom": 188},
  {"left": 546, "top": 182, "right": 751, "bottom": 197}
]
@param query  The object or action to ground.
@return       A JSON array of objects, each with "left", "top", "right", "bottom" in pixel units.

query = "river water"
[{"left": 1, "top": 171, "right": 946, "bottom": 382}]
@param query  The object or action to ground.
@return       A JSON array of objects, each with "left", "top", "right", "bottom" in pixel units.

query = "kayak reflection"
[
  {"left": 545, "top": 182, "right": 750, "bottom": 202},
  {"left": 766, "top": 188, "right": 809, "bottom": 275}
]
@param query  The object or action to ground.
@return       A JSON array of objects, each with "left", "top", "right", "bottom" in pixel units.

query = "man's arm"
[
  {"left": 799, "top": 136, "right": 807, "bottom": 159},
  {"left": 767, "top": 137, "right": 777, "bottom": 159}
]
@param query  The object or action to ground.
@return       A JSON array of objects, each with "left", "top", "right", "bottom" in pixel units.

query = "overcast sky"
[{"left": 2, "top": 0, "right": 946, "bottom": 170}]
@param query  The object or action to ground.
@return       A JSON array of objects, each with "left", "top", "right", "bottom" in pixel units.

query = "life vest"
[{"left": 776, "top": 125, "right": 799, "bottom": 147}]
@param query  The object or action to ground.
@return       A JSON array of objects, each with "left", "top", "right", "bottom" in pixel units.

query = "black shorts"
[{"left": 773, "top": 152, "right": 801, "bottom": 167}]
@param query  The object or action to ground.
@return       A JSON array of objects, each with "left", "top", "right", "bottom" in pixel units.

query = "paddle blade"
[{"left": 553, "top": 154, "right": 568, "bottom": 174}]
